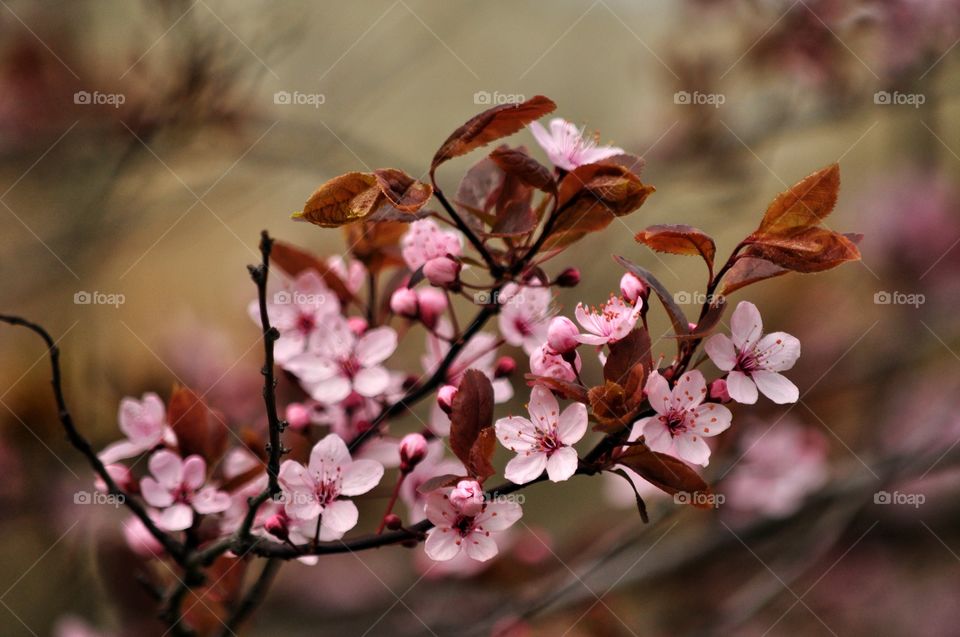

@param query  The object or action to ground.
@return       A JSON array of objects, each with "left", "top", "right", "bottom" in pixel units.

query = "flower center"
[
  {"left": 536, "top": 430, "right": 563, "bottom": 454},
  {"left": 661, "top": 410, "right": 689, "bottom": 437},
  {"left": 736, "top": 349, "right": 761, "bottom": 372},
  {"left": 338, "top": 356, "right": 361, "bottom": 378},
  {"left": 312, "top": 468, "right": 342, "bottom": 506},
  {"left": 296, "top": 312, "right": 316, "bottom": 335}
]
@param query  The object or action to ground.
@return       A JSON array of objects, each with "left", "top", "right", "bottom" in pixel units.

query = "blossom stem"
[
  {"left": 432, "top": 186, "right": 502, "bottom": 276},
  {"left": 376, "top": 473, "right": 406, "bottom": 534}
]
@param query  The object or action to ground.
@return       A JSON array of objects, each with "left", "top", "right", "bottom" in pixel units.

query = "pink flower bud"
[
  {"left": 494, "top": 356, "right": 517, "bottom": 378},
  {"left": 620, "top": 272, "right": 648, "bottom": 304},
  {"left": 347, "top": 316, "right": 368, "bottom": 336},
  {"left": 264, "top": 512, "right": 289, "bottom": 541},
  {"left": 383, "top": 513, "right": 402, "bottom": 530},
  {"left": 437, "top": 384, "right": 458, "bottom": 414},
  {"left": 546, "top": 316, "right": 580, "bottom": 354},
  {"left": 390, "top": 287, "right": 419, "bottom": 318},
  {"left": 423, "top": 256, "right": 461, "bottom": 287},
  {"left": 123, "top": 516, "right": 164, "bottom": 559},
  {"left": 399, "top": 433, "right": 428, "bottom": 471},
  {"left": 342, "top": 391, "right": 365, "bottom": 411},
  {"left": 96, "top": 463, "right": 134, "bottom": 493},
  {"left": 417, "top": 288, "right": 447, "bottom": 329},
  {"left": 556, "top": 267, "right": 581, "bottom": 287},
  {"left": 449, "top": 479, "right": 484, "bottom": 517},
  {"left": 285, "top": 402, "right": 311, "bottom": 431},
  {"left": 709, "top": 378, "right": 731, "bottom": 403}
]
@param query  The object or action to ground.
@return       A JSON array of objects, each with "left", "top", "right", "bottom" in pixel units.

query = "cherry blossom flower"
[
  {"left": 284, "top": 316, "right": 398, "bottom": 404},
  {"left": 634, "top": 370, "right": 732, "bottom": 467},
  {"left": 140, "top": 450, "right": 230, "bottom": 531},
  {"left": 401, "top": 218, "right": 462, "bottom": 271},
  {"left": 400, "top": 440, "right": 464, "bottom": 523},
  {"left": 546, "top": 316, "right": 579, "bottom": 354},
  {"left": 495, "top": 386, "right": 587, "bottom": 483},
  {"left": 574, "top": 295, "right": 642, "bottom": 346},
  {"left": 704, "top": 301, "right": 801, "bottom": 404},
  {"left": 423, "top": 483, "right": 522, "bottom": 562},
  {"left": 99, "top": 392, "right": 174, "bottom": 464},
  {"left": 498, "top": 283, "right": 553, "bottom": 354},
  {"left": 326, "top": 255, "right": 365, "bottom": 295},
  {"left": 278, "top": 434, "right": 384, "bottom": 541},
  {"left": 250, "top": 269, "right": 340, "bottom": 364},
  {"left": 529, "top": 117, "right": 624, "bottom": 171},
  {"left": 529, "top": 343, "right": 581, "bottom": 383}
]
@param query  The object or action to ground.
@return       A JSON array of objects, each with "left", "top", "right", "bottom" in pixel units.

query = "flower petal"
[
  {"left": 192, "top": 487, "right": 231, "bottom": 514},
  {"left": 158, "top": 503, "right": 193, "bottom": 532},
  {"left": 726, "top": 371, "right": 758, "bottom": 404},
  {"left": 704, "top": 334, "right": 737, "bottom": 372},
  {"left": 675, "top": 434, "right": 712, "bottom": 467},
  {"left": 309, "top": 434, "right": 351, "bottom": 477},
  {"left": 319, "top": 499, "right": 358, "bottom": 537},
  {"left": 140, "top": 477, "right": 174, "bottom": 508},
  {"left": 673, "top": 371, "right": 707, "bottom": 411},
  {"left": 494, "top": 416, "right": 537, "bottom": 452},
  {"left": 340, "top": 459, "right": 384, "bottom": 496},
  {"left": 356, "top": 327, "right": 398, "bottom": 367},
  {"left": 527, "top": 385, "right": 559, "bottom": 430},
  {"left": 557, "top": 403, "right": 588, "bottom": 444},
  {"left": 642, "top": 418, "right": 674, "bottom": 455},
  {"left": 731, "top": 301, "right": 763, "bottom": 350},
  {"left": 755, "top": 332, "right": 801, "bottom": 372},
  {"left": 353, "top": 366, "right": 390, "bottom": 398},
  {"left": 476, "top": 500, "right": 522, "bottom": 531},
  {"left": 181, "top": 455, "right": 207, "bottom": 491},
  {"left": 644, "top": 371, "right": 673, "bottom": 415},
  {"left": 504, "top": 451, "right": 548, "bottom": 484},
  {"left": 306, "top": 375, "right": 352, "bottom": 404},
  {"left": 148, "top": 450, "right": 183, "bottom": 490},
  {"left": 464, "top": 531, "right": 499, "bottom": 562},
  {"left": 690, "top": 403, "right": 732, "bottom": 437},
  {"left": 752, "top": 371, "right": 799, "bottom": 404},
  {"left": 546, "top": 446, "right": 578, "bottom": 482},
  {"left": 424, "top": 527, "right": 461, "bottom": 561},
  {"left": 424, "top": 492, "right": 457, "bottom": 527}
]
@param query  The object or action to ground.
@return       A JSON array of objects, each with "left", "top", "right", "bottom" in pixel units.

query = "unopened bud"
[
  {"left": 620, "top": 272, "right": 648, "bottom": 304},
  {"left": 285, "top": 402, "right": 312, "bottom": 431},
  {"left": 546, "top": 316, "right": 579, "bottom": 354},
  {"left": 494, "top": 356, "right": 517, "bottom": 378},
  {"left": 383, "top": 513, "right": 403, "bottom": 530},
  {"left": 556, "top": 267, "right": 581, "bottom": 287},
  {"left": 264, "top": 512, "right": 289, "bottom": 541},
  {"left": 389, "top": 287, "right": 419, "bottom": 318},
  {"left": 437, "top": 384, "right": 458, "bottom": 414},
  {"left": 424, "top": 256, "right": 461, "bottom": 287},
  {"left": 417, "top": 288, "right": 447, "bottom": 329},
  {"left": 449, "top": 479, "right": 484, "bottom": 517},
  {"left": 347, "top": 316, "right": 368, "bottom": 336},
  {"left": 399, "top": 433, "right": 428, "bottom": 471},
  {"left": 709, "top": 378, "right": 731, "bottom": 403}
]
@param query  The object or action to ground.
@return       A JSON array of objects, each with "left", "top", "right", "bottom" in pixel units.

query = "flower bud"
[
  {"left": 555, "top": 267, "right": 581, "bottom": 287},
  {"left": 347, "top": 316, "right": 368, "bottom": 336},
  {"left": 264, "top": 512, "right": 289, "bottom": 541},
  {"left": 123, "top": 516, "right": 164, "bottom": 558},
  {"left": 383, "top": 513, "right": 403, "bottom": 530},
  {"left": 389, "top": 287, "right": 419, "bottom": 318},
  {"left": 424, "top": 256, "right": 461, "bottom": 287},
  {"left": 285, "top": 402, "right": 312, "bottom": 431},
  {"left": 399, "top": 433, "right": 428, "bottom": 471},
  {"left": 449, "top": 479, "right": 484, "bottom": 517},
  {"left": 494, "top": 356, "right": 516, "bottom": 378},
  {"left": 437, "top": 384, "right": 458, "bottom": 414},
  {"left": 546, "top": 316, "right": 579, "bottom": 354},
  {"left": 620, "top": 272, "right": 648, "bottom": 304},
  {"left": 709, "top": 378, "right": 731, "bottom": 403},
  {"left": 96, "top": 463, "right": 135, "bottom": 493},
  {"left": 417, "top": 288, "right": 447, "bottom": 329}
]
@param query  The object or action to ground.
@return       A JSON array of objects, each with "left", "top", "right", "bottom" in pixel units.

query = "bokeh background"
[{"left": 2, "top": 1, "right": 960, "bottom": 635}]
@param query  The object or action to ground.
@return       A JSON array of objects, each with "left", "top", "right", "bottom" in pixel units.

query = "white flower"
[
  {"left": 634, "top": 370, "right": 732, "bottom": 467},
  {"left": 529, "top": 118, "right": 624, "bottom": 171},
  {"left": 574, "top": 295, "right": 642, "bottom": 346},
  {"left": 495, "top": 386, "right": 587, "bottom": 484},
  {"left": 423, "top": 483, "right": 522, "bottom": 562},
  {"left": 704, "top": 301, "right": 801, "bottom": 404},
  {"left": 278, "top": 434, "right": 383, "bottom": 541}
]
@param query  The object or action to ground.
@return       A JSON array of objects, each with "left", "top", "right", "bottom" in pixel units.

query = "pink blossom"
[
  {"left": 449, "top": 479, "right": 485, "bottom": 516},
  {"left": 399, "top": 433, "right": 428, "bottom": 471},
  {"left": 250, "top": 269, "right": 340, "bottom": 364},
  {"left": 278, "top": 434, "right": 383, "bottom": 541},
  {"left": 122, "top": 516, "right": 164, "bottom": 558},
  {"left": 529, "top": 117, "right": 624, "bottom": 171},
  {"left": 99, "top": 392, "right": 174, "bottom": 464},
  {"left": 574, "top": 295, "right": 642, "bottom": 345},
  {"left": 140, "top": 450, "right": 230, "bottom": 531},
  {"left": 619, "top": 272, "right": 647, "bottom": 304},
  {"left": 495, "top": 386, "right": 587, "bottom": 483},
  {"left": 389, "top": 286, "right": 419, "bottom": 317},
  {"left": 633, "top": 370, "right": 732, "bottom": 467},
  {"left": 285, "top": 402, "right": 313, "bottom": 431},
  {"left": 400, "top": 440, "right": 465, "bottom": 523},
  {"left": 423, "top": 255, "right": 461, "bottom": 286},
  {"left": 416, "top": 288, "right": 447, "bottom": 329},
  {"left": 529, "top": 343, "right": 581, "bottom": 383},
  {"left": 284, "top": 317, "right": 398, "bottom": 404},
  {"left": 401, "top": 218, "right": 462, "bottom": 271},
  {"left": 546, "top": 316, "right": 579, "bottom": 354},
  {"left": 704, "top": 301, "right": 801, "bottom": 404},
  {"left": 498, "top": 283, "right": 553, "bottom": 354},
  {"left": 437, "top": 384, "right": 458, "bottom": 414},
  {"left": 423, "top": 487, "right": 522, "bottom": 562}
]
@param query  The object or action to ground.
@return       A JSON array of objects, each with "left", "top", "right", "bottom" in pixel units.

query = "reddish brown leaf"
[
  {"left": 743, "top": 226, "right": 862, "bottom": 273},
  {"left": 449, "top": 370, "right": 495, "bottom": 469},
  {"left": 635, "top": 224, "right": 716, "bottom": 272},
  {"left": 344, "top": 220, "right": 408, "bottom": 273},
  {"left": 373, "top": 168, "right": 433, "bottom": 212},
  {"left": 753, "top": 163, "right": 840, "bottom": 236},
  {"left": 615, "top": 256, "right": 689, "bottom": 340},
  {"left": 167, "top": 385, "right": 227, "bottom": 465},
  {"left": 524, "top": 374, "right": 589, "bottom": 403},
  {"left": 431, "top": 95, "right": 557, "bottom": 174},
  {"left": 489, "top": 146, "right": 555, "bottom": 193},
  {"left": 269, "top": 241, "right": 353, "bottom": 304},
  {"left": 417, "top": 473, "right": 462, "bottom": 495},
  {"left": 604, "top": 328, "right": 653, "bottom": 386},
  {"left": 719, "top": 257, "right": 790, "bottom": 295},
  {"left": 589, "top": 382, "right": 637, "bottom": 433},
  {"left": 294, "top": 169, "right": 431, "bottom": 227},
  {"left": 468, "top": 427, "right": 497, "bottom": 483},
  {"left": 617, "top": 446, "right": 711, "bottom": 505}
]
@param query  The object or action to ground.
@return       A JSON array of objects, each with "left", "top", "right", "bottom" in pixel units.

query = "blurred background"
[{"left": 2, "top": 0, "right": 960, "bottom": 635}]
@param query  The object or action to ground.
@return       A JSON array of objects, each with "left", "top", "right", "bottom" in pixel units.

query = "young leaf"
[
  {"left": 269, "top": 240, "right": 353, "bottom": 304},
  {"left": 431, "top": 95, "right": 557, "bottom": 175},
  {"left": 294, "top": 169, "right": 431, "bottom": 227},
  {"left": 718, "top": 257, "right": 790, "bottom": 296},
  {"left": 617, "top": 446, "right": 711, "bottom": 505},
  {"left": 589, "top": 382, "right": 636, "bottom": 433},
  {"left": 609, "top": 468, "right": 649, "bottom": 522},
  {"left": 489, "top": 146, "right": 556, "bottom": 193},
  {"left": 167, "top": 385, "right": 227, "bottom": 465},
  {"left": 635, "top": 224, "right": 716, "bottom": 274},
  {"left": 417, "top": 473, "right": 462, "bottom": 495},
  {"left": 743, "top": 226, "right": 861, "bottom": 273},
  {"left": 449, "top": 370, "right": 495, "bottom": 468},
  {"left": 752, "top": 163, "right": 840, "bottom": 237},
  {"left": 524, "top": 374, "right": 590, "bottom": 403},
  {"left": 344, "top": 221, "right": 408, "bottom": 273},
  {"left": 373, "top": 168, "right": 434, "bottom": 211},
  {"left": 614, "top": 256, "right": 689, "bottom": 339},
  {"left": 604, "top": 328, "right": 653, "bottom": 386},
  {"left": 468, "top": 427, "right": 497, "bottom": 483}
]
